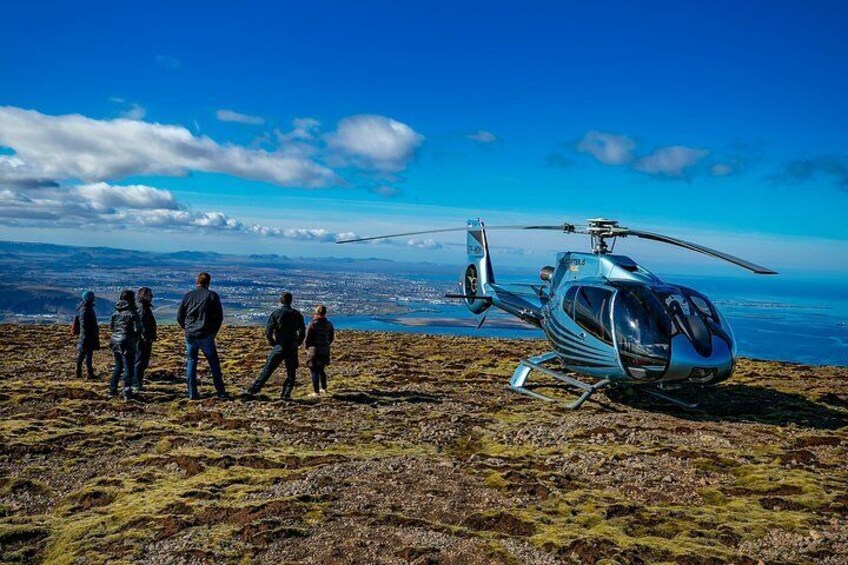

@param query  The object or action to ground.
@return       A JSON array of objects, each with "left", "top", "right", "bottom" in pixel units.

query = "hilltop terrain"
[{"left": 1, "top": 325, "right": 847, "bottom": 564}]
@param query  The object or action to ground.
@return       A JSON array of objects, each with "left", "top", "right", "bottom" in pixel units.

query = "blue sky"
[{"left": 0, "top": 0, "right": 846, "bottom": 277}]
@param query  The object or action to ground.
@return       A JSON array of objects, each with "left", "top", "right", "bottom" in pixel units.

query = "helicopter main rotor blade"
[
  {"left": 335, "top": 223, "right": 577, "bottom": 244},
  {"left": 622, "top": 230, "right": 778, "bottom": 274}
]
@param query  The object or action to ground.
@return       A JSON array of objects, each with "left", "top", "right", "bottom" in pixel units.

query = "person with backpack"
[
  {"left": 246, "top": 292, "right": 305, "bottom": 399},
  {"left": 109, "top": 290, "right": 144, "bottom": 400},
  {"left": 305, "top": 304, "right": 335, "bottom": 398},
  {"left": 177, "top": 272, "right": 228, "bottom": 400},
  {"left": 74, "top": 290, "right": 100, "bottom": 380},
  {"left": 134, "top": 287, "right": 157, "bottom": 391}
]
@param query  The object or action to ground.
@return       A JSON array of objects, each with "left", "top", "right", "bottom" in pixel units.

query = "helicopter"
[{"left": 338, "top": 218, "right": 777, "bottom": 409}]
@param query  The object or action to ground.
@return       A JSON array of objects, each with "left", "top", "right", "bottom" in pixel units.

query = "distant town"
[{"left": 0, "top": 240, "right": 460, "bottom": 325}]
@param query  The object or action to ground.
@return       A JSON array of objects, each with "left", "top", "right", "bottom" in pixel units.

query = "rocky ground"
[{"left": 0, "top": 324, "right": 846, "bottom": 564}]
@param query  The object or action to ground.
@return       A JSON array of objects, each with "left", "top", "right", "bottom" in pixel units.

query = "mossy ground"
[{"left": 0, "top": 324, "right": 846, "bottom": 564}]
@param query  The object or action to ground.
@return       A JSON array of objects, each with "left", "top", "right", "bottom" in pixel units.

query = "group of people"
[{"left": 73, "top": 272, "right": 335, "bottom": 401}]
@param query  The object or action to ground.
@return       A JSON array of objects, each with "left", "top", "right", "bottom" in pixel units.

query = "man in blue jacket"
[{"left": 177, "top": 272, "right": 228, "bottom": 400}]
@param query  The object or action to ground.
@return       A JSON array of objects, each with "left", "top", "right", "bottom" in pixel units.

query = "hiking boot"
[
  {"left": 216, "top": 392, "right": 231, "bottom": 401},
  {"left": 107, "top": 389, "right": 118, "bottom": 399}
]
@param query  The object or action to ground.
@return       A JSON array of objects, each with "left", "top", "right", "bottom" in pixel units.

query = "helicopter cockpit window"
[
  {"left": 562, "top": 285, "right": 578, "bottom": 318},
  {"left": 613, "top": 286, "right": 671, "bottom": 378},
  {"left": 684, "top": 290, "right": 720, "bottom": 325},
  {"left": 574, "top": 286, "right": 613, "bottom": 344}
]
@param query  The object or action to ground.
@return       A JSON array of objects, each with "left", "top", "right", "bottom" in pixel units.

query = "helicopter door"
[{"left": 572, "top": 286, "right": 614, "bottom": 344}]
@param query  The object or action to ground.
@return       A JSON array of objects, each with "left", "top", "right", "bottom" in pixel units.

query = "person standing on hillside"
[
  {"left": 246, "top": 292, "right": 305, "bottom": 399},
  {"left": 74, "top": 290, "right": 100, "bottom": 380},
  {"left": 305, "top": 304, "right": 335, "bottom": 398},
  {"left": 109, "top": 290, "right": 143, "bottom": 400},
  {"left": 177, "top": 272, "right": 228, "bottom": 400},
  {"left": 134, "top": 286, "right": 157, "bottom": 391}
]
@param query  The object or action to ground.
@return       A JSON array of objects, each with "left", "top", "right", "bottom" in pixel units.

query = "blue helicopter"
[{"left": 338, "top": 218, "right": 776, "bottom": 409}]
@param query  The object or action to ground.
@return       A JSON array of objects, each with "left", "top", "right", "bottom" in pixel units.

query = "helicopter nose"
[{"left": 662, "top": 334, "right": 733, "bottom": 384}]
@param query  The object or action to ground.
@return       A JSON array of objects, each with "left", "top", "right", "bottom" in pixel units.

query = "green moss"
[{"left": 484, "top": 471, "right": 508, "bottom": 490}]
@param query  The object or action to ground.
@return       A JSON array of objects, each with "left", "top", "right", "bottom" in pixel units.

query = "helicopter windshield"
[
  {"left": 612, "top": 285, "right": 672, "bottom": 378},
  {"left": 652, "top": 287, "right": 720, "bottom": 356}
]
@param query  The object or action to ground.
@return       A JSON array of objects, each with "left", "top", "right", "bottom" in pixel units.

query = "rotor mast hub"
[{"left": 586, "top": 218, "right": 626, "bottom": 254}]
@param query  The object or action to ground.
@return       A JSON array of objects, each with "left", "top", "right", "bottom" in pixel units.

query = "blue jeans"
[
  {"left": 185, "top": 335, "right": 226, "bottom": 398},
  {"left": 110, "top": 345, "right": 136, "bottom": 394}
]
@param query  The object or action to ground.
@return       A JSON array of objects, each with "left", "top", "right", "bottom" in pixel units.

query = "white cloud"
[
  {"left": 120, "top": 103, "right": 146, "bottom": 121},
  {"left": 155, "top": 55, "right": 181, "bottom": 70},
  {"left": 467, "top": 130, "right": 497, "bottom": 143},
  {"left": 576, "top": 130, "right": 636, "bottom": 165},
  {"left": 215, "top": 109, "right": 265, "bottom": 125},
  {"left": 634, "top": 146, "right": 709, "bottom": 177},
  {"left": 0, "top": 106, "right": 337, "bottom": 188},
  {"left": 370, "top": 185, "right": 401, "bottom": 198},
  {"left": 74, "top": 182, "right": 179, "bottom": 211},
  {"left": 406, "top": 237, "right": 443, "bottom": 249},
  {"left": 282, "top": 117, "right": 321, "bottom": 141},
  {"left": 327, "top": 115, "right": 423, "bottom": 172},
  {"left": 710, "top": 163, "right": 734, "bottom": 176}
]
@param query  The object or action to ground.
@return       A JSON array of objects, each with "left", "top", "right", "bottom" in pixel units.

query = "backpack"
[{"left": 71, "top": 315, "right": 81, "bottom": 336}]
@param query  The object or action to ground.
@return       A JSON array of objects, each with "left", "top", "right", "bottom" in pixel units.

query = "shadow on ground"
[{"left": 607, "top": 384, "right": 848, "bottom": 429}]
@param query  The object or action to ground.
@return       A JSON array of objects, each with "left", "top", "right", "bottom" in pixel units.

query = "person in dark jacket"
[
  {"left": 246, "top": 292, "right": 305, "bottom": 399},
  {"left": 177, "top": 272, "right": 228, "bottom": 400},
  {"left": 305, "top": 304, "right": 335, "bottom": 397},
  {"left": 109, "top": 290, "right": 143, "bottom": 399},
  {"left": 75, "top": 290, "right": 100, "bottom": 380},
  {"left": 134, "top": 286, "right": 157, "bottom": 391}
]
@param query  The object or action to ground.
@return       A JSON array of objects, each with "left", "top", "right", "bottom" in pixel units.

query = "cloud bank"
[{"left": 575, "top": 130, "right": 711, "bottom": 178}]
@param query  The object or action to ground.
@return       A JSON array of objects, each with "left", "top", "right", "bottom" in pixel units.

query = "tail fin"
[{"left": 463, "top": 218, "right": 495, "bottom": 314}]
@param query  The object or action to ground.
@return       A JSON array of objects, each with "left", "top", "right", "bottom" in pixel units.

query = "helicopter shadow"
[{"left": 607, "top": 384, "right": 848, "bottom": 430}]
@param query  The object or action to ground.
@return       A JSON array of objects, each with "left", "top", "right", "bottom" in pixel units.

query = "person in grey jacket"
[
  {"left": 134, "top": 287, "right": 157, "bottom": 391},
  {"left": 109, "top": 290, "right": 143, "bottom": 399},
  {"left": 246, "top": 292, "right": 305, "bottom": 399},
  {"left": 75, "top": 290, "right": 100, "bottom": 380},
  {"left": 177, "top": 272, "right": 228, "bottom": 400}
]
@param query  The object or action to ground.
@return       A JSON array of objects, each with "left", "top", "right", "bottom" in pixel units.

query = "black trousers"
[
  {"left": 135, "top": 340, "right": 153, "bottom": 388},
  {"left": 310, "top": 366, "right": 327, "bottom": 393},
  {"left": 251, "top": 345, "right": 298, "bottom": 397},
  {"left": 76, "top": 346, "right": 95, "bottom": 378}
]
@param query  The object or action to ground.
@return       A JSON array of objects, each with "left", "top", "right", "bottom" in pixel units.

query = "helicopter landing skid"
[
  {"left": 508, "top": 352, "right": 610, "bottom": 409},
  {"left": 635, "top": 386, "right": 701, "bottom": 410}
]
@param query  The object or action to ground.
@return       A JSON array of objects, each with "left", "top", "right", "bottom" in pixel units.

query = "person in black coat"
[
  {"left": 305, "top": 304, "right": 335, "bottom": 397},
  {"left": 109, "top": 290, "right": 143, "bottom": 399},
  {"left": 177, "top": 272, "right": 228, "bottom": 400},
  {"left": 134, "top": 287, "right": 157, "bottom": 391},
  {"left": 247, "top": 292, "right": 305, "bottom": 399},
  {"left": 75, "top": 290, "right": 100, "bottom": 380}
]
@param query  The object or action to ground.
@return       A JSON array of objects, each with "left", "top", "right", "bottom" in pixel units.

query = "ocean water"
[{"left": 331, "top": 274, "right": 848, "bottom": 367}]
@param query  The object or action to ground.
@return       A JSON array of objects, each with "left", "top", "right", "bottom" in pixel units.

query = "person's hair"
[
  {"left": 196, "top": 272, "right": 211, "bottom": 288},
  {"left": 315, "top": 304, "right": 327, "bottom": 316},
  {"left": 119, "top": 289, "right": 136, "bottom": 307},
  {"left": 137, "top": 287, "right": 153, "bottom": 302},
  {"left": 280, "top": 292, "right": 293, "bottom": 306}
]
